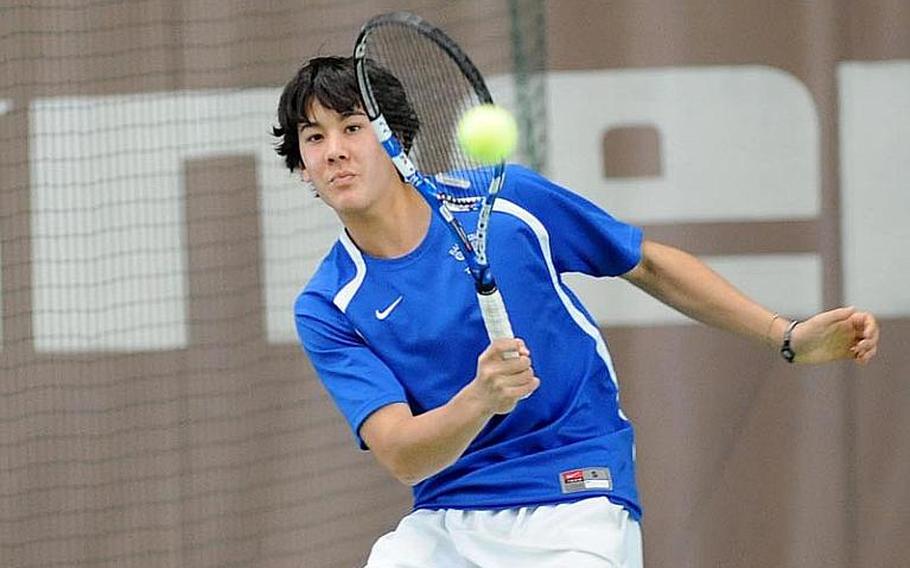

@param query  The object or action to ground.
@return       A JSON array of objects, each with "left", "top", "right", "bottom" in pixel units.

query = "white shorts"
[{"left": 365, "top": 497, "right": 643, "bottom": 567}]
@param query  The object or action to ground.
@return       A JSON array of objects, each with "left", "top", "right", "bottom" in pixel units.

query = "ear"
[{"left": 299, "top": 167, "right": 311, "bottom": 183}]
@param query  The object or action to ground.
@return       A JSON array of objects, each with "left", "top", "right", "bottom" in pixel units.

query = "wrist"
[
  {"left": 765, "top": 312, "right": 790, "bottom": 347},
  {"left": 454, "top": 382, "right": 496, "bottom": 420},
  {"left": 780, "top": 319, "right": 800, "bottom": 363}
]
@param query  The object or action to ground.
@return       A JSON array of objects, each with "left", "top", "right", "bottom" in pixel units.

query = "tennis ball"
[{"left": 457, "top": 104, "right": 518, "bottom": 164}]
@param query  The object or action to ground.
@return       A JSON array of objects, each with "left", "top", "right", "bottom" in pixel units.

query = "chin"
[{"left": 327, "top": 193, "right": 372, "bottom": 215}]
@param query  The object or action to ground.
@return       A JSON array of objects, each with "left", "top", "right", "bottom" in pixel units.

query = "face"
[{"left": 298, "top": 100, "right": 404, "bottom": 218}]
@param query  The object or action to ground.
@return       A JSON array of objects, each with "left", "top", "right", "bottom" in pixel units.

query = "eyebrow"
[{"left": 298, "top": 109, "right": 367, "bottom": 130}]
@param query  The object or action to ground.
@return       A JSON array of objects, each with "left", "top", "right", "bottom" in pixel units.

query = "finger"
[
  {"left": 480, "top": 341, "right": 518, "bottom": 364},
  {"left": 489, "top": 357, "right": 532, "bottom": 379},
  {"left": 518, "top": 378, "right": 540, "bottom": 400},
  {"left": 815, "top": 306, "right": 857, "bottom": 326},
  {"left": 489, "top": 337, "right": 520, "bottom": 353},
  {"left": 513, "top": 338, "right": 531, "bottom": 358},
  {"left": 507, "top": 376, "right": 540, "bottom": 399},
  {"left": 850, "top": 313, "right": 866, "bottom": 338},
  {"left": 497, "top": 366, "right": 535, "bottom": 387},
  {"left": 852, "top": 342, "right": 872, "bottom": 359},
  {"left": 851, "top": 311, "right": 879, "bottom": 338},
  {"left": 864, "top": 313, "right": 880, "bottom": 343},
  {"left": 490, "top": 338, "right": 527, "bottom": 361},
  {"left": 857, "top": 339, "right": 878, "bottom": 359},
  {"left": 864, "top": 345, "right": 878, "bottom": 362},
  {"left": 852, "top": 315, "right": 880, "bottom": 359}
]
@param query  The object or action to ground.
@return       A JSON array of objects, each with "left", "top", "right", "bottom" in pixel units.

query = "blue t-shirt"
[{"left": 296, "top": 164, "right": 644, "bottom": 519}]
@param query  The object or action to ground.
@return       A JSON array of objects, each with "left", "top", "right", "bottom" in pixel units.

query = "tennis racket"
[{"left": 354, "top": 12, "right": 515, "bottom": 347}]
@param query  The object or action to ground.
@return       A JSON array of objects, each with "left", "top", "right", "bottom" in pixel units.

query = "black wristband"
[{"left": 780, "top": 320, "right": 800, "bottom": 363}]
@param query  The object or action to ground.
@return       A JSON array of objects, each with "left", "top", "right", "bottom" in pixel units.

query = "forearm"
[
  {"left": 373, "top": 387, "right": 494, "bottom": 486},
  {"left": 363, "top": 339, "right": 535, "bottom": 486},
  {"left": 624, "top": 241, "right": 789, "bottom": 347}
]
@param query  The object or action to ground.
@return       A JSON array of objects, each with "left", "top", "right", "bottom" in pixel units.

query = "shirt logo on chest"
[
  {"left": 448, "top": 243, "right": 465, "bottom": 262},
  {"left": 374, "top": 296, "right": 403, "bottom": 320},
  {"left": 448, "top": 236, "right": 477, "bottom": 275}
]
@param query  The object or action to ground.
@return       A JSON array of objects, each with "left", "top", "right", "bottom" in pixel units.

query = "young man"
[{"left": 274, "top": 56, "right": 879, "bottom": 567}]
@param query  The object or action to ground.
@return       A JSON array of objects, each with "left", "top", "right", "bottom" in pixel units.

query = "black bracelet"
[{"left": 780, "top": 320, "right": 800, "bottom": 363}]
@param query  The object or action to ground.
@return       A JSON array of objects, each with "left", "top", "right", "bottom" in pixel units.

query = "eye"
[
  {"left": 302, "top": 132, "right": 322, "bottom": 144},
  {"left": 345, "top": 123, "right": 362, "bottom": 134}
]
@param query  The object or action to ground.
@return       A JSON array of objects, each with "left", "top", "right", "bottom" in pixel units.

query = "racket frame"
[{"left": 354, "top": 12, "right": 514, "bottom": 342}]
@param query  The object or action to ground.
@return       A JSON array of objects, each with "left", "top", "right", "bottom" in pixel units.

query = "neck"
[{"left": 342, "top": 184, "right": 431, "bottom": 258}]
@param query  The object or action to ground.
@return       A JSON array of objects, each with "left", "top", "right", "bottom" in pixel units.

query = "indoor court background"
[{"left": 1, "top": 1, "right": 907, "bottom": 566}]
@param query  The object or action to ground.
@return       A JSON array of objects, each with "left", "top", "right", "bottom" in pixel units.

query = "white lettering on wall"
[
  {"left": 0, "top": 99, "right": 9, "bottom": 346},
  {"left": 29, "top": 90, "right": 338, "bottom": 350},
  {"left": 548, "top": 67, "right": 823, "bottom": 324},
  {"left": 16, "top": 61, "right": 909, "bottom": 351},
  {"left": 549, "top": 66, "right": 821, "bottom": 221},
  {"left": 839, "top": 60, "right": 910, "bottom": 317}
]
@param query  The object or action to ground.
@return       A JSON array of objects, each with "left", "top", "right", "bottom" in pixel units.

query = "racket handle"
[{"left": 476, "top": 288, "right": 519, "bottom": 360}]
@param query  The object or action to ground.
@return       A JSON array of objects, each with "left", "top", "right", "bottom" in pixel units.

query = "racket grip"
[{"left": 476, "top": 288, "right": 519, "bottom": 360}]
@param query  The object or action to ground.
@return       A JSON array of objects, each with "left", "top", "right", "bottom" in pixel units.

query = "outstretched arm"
[{"left": 621, "top": 240, "right": 879, "bottom": 364}]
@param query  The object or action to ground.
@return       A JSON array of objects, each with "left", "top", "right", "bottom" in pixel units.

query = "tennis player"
[{"left": 274, "top": 56, "right": 880, "bottom": 567}]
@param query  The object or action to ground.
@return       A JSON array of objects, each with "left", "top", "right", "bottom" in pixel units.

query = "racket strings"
[{"left": 363, "top": 25, "right": 492, "bottom": 205}]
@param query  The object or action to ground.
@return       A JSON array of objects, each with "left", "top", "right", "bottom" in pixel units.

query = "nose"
[{"left": 324, "top": 132, "right": 349, "bottom": 163}]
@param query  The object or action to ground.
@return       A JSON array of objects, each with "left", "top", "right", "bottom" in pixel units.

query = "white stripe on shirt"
[
  {"left": 494, "top": 198, "right": 627, "bottom": 421},
  {"left": 333, "top": 230, "right": 367, "bottom": 313}
]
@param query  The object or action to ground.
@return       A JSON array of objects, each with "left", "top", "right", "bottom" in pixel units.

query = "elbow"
[
  {"left": 387, "top": 455, "right": 431, "bottom": 487},
  {"left": 360, "top": 406, "right": 445, "bottom": 487},
  {"left": 623, "top": 240, "right": 675, "bottom": 291},
  {"left": 395, "top": 471, "right": 425, "bottom": 487},
  {"left": 622, "top": 256, "right": 656, "bottom": 290}
]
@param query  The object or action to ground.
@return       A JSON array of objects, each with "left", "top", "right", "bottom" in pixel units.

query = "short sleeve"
[
  {"left": 504, "top": 164, "right": 643, "bottom": 277},
  {"left": 295, "top": 291, "right": 407, "bottom": 449}
]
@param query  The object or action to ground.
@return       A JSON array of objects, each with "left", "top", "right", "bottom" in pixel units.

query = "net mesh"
[{"left": 0, "top": 1, "right": 545, "bottom": 566}]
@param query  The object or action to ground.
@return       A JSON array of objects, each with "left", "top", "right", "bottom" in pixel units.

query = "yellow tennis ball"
[{"left": 457, "top": 104, "right": 518, "bottom": 164}]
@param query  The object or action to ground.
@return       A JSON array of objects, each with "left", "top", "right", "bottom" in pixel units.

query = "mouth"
[{"left": 330, "top": 171, "right": 356, "bottom": 185}]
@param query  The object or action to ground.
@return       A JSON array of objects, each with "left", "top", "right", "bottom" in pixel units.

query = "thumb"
[
  {"left": 808, "top": 306, "right": 856, "bottom": 326},
  {"left": 850, "top": 311, "right": 870, "bottom": 334}
]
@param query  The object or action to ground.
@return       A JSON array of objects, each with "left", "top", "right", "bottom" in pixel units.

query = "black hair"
[{"left": 272, "top": 56, "right": 419, "bottom": 172}]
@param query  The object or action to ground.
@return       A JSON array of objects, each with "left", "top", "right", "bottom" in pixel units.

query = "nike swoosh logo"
[{"left": 374, "top": 296, "right": 403, "bottom": 320}]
